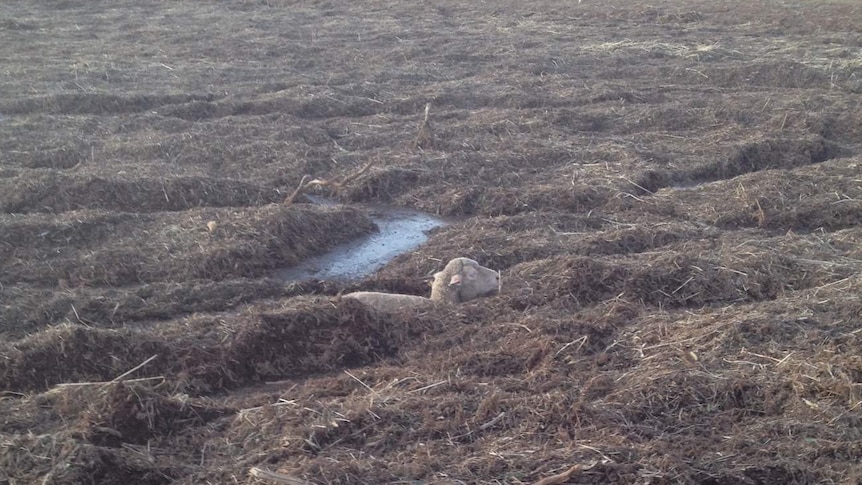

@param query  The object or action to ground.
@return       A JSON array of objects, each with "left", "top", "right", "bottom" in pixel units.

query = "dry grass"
[{"left": 1, "top": 0, "right": 861, "bottom": 483}]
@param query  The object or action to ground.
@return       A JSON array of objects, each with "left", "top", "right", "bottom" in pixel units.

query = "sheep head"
[{"left": 431, "top": 257, "right": 500, "bottom": 303}]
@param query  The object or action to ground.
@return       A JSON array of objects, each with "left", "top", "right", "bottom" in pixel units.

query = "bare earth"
[{"left": 1, "top": 0, "right": 861, "bottom": 483}]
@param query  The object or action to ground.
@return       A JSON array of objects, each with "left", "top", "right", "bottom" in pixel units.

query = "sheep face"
[{"left": 437, "top": 257, "right": 500, "bottom": 303}]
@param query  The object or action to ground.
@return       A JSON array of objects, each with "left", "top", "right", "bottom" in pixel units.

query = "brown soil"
[{"left": 2, "top": 0, "right": 861, "bottom": 484}]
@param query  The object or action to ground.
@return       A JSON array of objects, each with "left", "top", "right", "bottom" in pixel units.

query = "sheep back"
[{"left": 343, "top": 291, "right": 436, "bottom": 314}]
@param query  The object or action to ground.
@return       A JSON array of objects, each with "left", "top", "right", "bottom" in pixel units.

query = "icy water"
[{"left": 272, "top": 197, "right": 450, "bottom": 281}]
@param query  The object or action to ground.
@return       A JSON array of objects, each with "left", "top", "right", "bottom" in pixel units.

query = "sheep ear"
[{"left": 448, "top": 273, "right": 462, "bottom": 286}]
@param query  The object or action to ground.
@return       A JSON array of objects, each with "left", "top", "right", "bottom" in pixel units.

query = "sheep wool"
[{"left": 344, "top": 257, "right": 500, "bottom": 314}]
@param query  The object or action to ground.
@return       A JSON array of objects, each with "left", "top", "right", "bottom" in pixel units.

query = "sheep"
[
  {"left": 344, "top": 257, "right": 500, "bottom": 314},
  {"left": 343, "top": 292, "right": 436, "bottom": 314},
  {"left": 428, "top": 257, "right": 501, "bottom": 303}
]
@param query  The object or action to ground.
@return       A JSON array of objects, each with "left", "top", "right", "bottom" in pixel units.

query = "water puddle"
[{"left": 272, "top": 196, "right": 451, "bottom": 282}]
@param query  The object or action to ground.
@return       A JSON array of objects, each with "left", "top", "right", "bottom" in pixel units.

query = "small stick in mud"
[
  {"left": 411, "top": 102, "right": 435, "bottom": 150},
  {"left": 283, "top": 162, "right": 374, "bottom": 204},
  {"left": 284, "top": 175, "right": 311, "bottom": 205},
  {"left": 48, "top": 376, "right": 165, "bottom": 392},
  {"left": 326, "top": 160, "right": 374, "bottom": 188},
  {"left": 531, "top": 462, "right": 597, "bottom": 485},
  {"left": 100, "top": 354, "right": 159, "bottom": 389}
]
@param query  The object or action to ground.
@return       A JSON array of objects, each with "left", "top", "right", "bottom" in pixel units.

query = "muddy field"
[{"left": 2, "top": 0, "right": 862, "bottom": 483}]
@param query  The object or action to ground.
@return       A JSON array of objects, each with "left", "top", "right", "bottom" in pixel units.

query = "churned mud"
[{"left": 1, "top": 0, "right": 861, "bottom": 484}]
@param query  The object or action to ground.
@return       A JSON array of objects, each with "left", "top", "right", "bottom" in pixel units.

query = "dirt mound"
[
  {"left": 0, "top": 297, "right": 401, "bottom": 394},
  {"left": 344, "top": 166, "right": 426, "bottom": 202},
  {"left": 0, "top": 382, "right": 220, "bottom": 485},
  {"left": 158, "top": 93, "right": 385, "bottom": 121},
  {"left": 681, "top": 135, "right": 844, "bottom": 185},
  {"left": 639, "top": 157, "right": 862, "bottom": 231},
  {"left": 0, "top": 204, "right": 374, "bottom": 286},
  {"left": 0, "top": 278, "right": 291, "bottom": 338},
  {"left": 506, "top": 232, "right": 855, "bottom": 310},
  {"left": 403, "top": 182, "right": 612, "bottom": 217},
  {"left": 6, "top": 144, "right": 90, "bottom": 169},
  {"left": 0, "top": 172, "right": 282, "bottom": 213},
  {"left": 74, "top": 383, "right": 231, "bottom": 446},
  {"left": 0, "top": 92, "right": 215, "bottom": 116},
  {"left": 224, "top": 297, "right": 403, "bottom": 385},
  {"left": 0, "top": 435, "right": 185, "bottom": 485},
  {"left": 698, "top": 61, "right": 837, "bottom": 90},
  {"left": 0, "top": 324, "right": 170, "bottom": 393}
]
